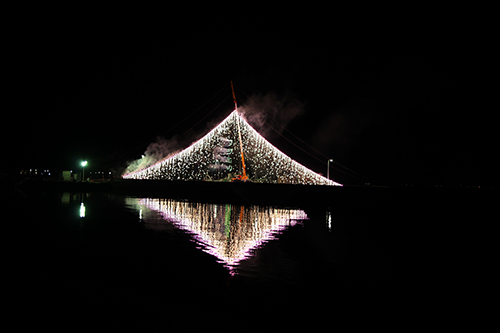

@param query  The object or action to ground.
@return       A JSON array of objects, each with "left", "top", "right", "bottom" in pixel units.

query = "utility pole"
[
  {"left": 81, "top": 160, "right": 88, "bottom": 182},
  {"left": 327, "top": 159, "right": 333, "bottom": 179}
]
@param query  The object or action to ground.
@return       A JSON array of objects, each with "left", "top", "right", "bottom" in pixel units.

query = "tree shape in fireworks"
[{"left": 124, "top": 110, "right": 341, "bottom": 186}]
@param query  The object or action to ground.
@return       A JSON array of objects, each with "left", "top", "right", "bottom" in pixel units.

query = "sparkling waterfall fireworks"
[{"left": 123, "top": 110, "right": 342, "bottom": 186}]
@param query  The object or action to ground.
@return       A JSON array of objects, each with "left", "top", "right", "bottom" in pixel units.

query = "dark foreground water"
[{"left": 4, "top": 187, "right": 492, "bottom": 331}]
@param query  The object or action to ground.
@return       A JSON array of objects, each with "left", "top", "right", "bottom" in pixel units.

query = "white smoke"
[
  {"left": 123, "top": 136, "right": 181, "bottom": 176},
  {"left": 238, "top": 92, "right": 306, "bottom": 137}
]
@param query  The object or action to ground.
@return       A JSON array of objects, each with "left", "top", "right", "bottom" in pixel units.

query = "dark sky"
[{"left": 3, "top": 13, "right": 494, "bottom": 186}]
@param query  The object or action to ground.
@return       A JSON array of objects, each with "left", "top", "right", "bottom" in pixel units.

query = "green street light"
[{"left": 81, "top": 160, "right": 88, "bottom": 181}]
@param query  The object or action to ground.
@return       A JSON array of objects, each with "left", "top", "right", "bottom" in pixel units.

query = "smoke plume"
[
  {"left": 238, "top": 92, "right": 306, "bottom": 137},
  {"left": 123, "top": 136, "right": 181, "bottom": 175}
]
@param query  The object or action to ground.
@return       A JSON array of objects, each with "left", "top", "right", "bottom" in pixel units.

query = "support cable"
[
  {"left": 233, "top": 83, "right": 365, "bottom": 180},
  {"left": 175, "top": 93, "right": 231, "bottom": 142},
  {"left": 160, "top": 82, "right": 230, "bottom": 138},
  {"left": 111, "top": 83, "right": 230, "bottom": 163},
  {"left": 262, "top": 119, "right": 363, "bottom": 180}
]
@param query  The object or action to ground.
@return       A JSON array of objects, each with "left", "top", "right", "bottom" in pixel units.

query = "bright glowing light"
[
  {"left": 123, "top": 110, "right": 342, "bottom": 186},
  {"left": 133, "top": 198, "right": 308, "bottom": 274},
  {"left": 81, "top": 161, "right": 88, "bottom": 167}
]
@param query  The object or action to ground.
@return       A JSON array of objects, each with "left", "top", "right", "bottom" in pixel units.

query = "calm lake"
[{"left": 5, "top": 187, "right": 488, "bottom": 330}]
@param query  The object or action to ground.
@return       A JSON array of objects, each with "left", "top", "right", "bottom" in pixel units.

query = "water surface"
[
  {"left": 128, "top": 198, "right": 308, "bottom": 275},
  {"left": 6, "top": 189, "right": 424, "bottom": 330}
]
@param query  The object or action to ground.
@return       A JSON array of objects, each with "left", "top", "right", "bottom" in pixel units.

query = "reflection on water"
[
  {"left": 127, "top": 198, "right": 308, "bottom": 274},
  {"left": 79, "top": 202, "right": 86, "bottom": 218},
  {"left": 60, "top": 192, "right": 87, "bottom": 218},
  {"left": 326, "top": 210, "right": 332, "bottom": 232}
]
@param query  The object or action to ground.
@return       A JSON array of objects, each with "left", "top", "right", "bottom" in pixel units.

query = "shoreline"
[{"left": 9, "top": 178, "right": 492, "bottom": 212}]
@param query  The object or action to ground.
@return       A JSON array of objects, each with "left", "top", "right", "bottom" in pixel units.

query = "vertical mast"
[
  {"left": 231, "top": 80, "right": 238, "bottom": 111},
  {"left": 231, "top": 81, "right": 247, "bottom": 180}
]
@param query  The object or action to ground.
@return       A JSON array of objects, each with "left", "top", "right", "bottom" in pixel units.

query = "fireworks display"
[
  {"left": 134, "top": 198, "right": 308, "bottom": 274},
  {"left": 123, "top": 110, "right": 342, "bottom": 186}
]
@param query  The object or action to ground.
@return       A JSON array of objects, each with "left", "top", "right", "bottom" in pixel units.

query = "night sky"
[{"left": 3, "top": 13, "right": 494, "bottom": 187}]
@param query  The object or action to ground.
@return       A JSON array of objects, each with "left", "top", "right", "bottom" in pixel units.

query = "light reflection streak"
[
  {"left": 326, "top": 211, "right": 332, "bottom": 232},
  {"left": 80, "top": 202, "right": 86, "bottom": 218},
  {"left": 134, "top": 198, "right": 308, "bottom": 274}
]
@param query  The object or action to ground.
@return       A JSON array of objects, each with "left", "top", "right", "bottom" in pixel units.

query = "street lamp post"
[
  {"left": 327, "top": 159, "right": 333, "bottom": 179},
  {"left": 81, "top": 160, "right": 88, "bottom": 182}
]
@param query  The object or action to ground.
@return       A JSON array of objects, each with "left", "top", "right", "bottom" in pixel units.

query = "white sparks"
[{"left": 123, "top": 110, "right": 342, "bottom": 186}]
